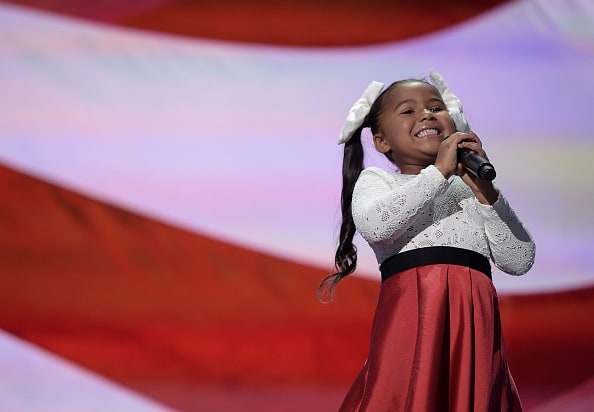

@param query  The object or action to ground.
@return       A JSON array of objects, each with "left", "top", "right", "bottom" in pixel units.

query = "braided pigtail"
[{"left": 318, "top": 125, "right": 365, "bottom": 302}]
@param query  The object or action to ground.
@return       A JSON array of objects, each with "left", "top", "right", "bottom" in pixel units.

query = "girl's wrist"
[
  {"left": 475, "top": 185, "right": 499, "bottom": 205},
  {"left": 435, "top": 164, "right": 453, "bottom": 179}
]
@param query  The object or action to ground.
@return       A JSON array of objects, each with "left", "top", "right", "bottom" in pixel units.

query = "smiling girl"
[{"left": 321, "top": 74, "right": 535, "bottom": 411}]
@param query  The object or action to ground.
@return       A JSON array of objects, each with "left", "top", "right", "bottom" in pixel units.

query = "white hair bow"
[
  {"left": 338, "top": 80, "right": 385, "bottom": 144},
  {"left": 429, "top": 70, "right": 470, "bottom": 133}
]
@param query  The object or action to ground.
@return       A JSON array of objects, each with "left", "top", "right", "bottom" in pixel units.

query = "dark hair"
[{"left": 318, "top": 79, "right": 423, "bottom": 302}]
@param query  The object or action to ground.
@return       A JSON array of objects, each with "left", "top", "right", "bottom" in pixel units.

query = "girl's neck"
[{"left": 397, "top": 164, "right": 425, "bottom": 175}]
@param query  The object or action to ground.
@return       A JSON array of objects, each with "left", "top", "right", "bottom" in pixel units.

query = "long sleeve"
[
  {"left": 352, "top": 165, "right": 449, "bottom": 245},
  {"left": 470, "top": 193, "right": 536, "bottom": 275}
]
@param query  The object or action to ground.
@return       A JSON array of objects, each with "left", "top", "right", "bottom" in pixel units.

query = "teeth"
[{"left": 417, "top": 128, "right": 439, "bottom": 138}]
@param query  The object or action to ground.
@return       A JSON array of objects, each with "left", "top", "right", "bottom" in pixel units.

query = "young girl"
[{"left": 321, "top": 73, "right": 535, "bottom": 411}]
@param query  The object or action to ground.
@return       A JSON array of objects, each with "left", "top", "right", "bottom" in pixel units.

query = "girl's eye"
[
  {"left": 430, "top": 106, "right": 445, "bottom": 112},
  {"left": 401, "top": 109, "right": 414, "bottom": 114}
]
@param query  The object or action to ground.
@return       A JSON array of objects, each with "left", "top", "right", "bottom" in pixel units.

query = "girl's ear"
[{"left": 373, "top": 133, "right": 391, "bottom": 154}]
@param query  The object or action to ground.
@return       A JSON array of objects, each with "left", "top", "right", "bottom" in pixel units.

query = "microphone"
[{"left": 458, "top": 149, "right": 496, "bottom": 181}]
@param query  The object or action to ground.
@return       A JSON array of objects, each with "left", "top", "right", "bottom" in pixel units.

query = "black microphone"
[{"left": 458, "top": 149, "right": 496, "bottom": 181}]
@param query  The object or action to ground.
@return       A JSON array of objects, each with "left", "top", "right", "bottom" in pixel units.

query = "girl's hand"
[
  {"left": 454, "top": 132, "right": 499, "bottom": 205},
  {"left": 435, "top": 131, "right": 498, "bottom": 205},
  {"left": 434, "top": 131, "right": 471, "bottom": 179}
]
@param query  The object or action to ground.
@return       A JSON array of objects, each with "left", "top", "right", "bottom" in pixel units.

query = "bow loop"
[
  {"left": 338, "top": 81, "right": 385, "bottom": 144},
  {"left": 429, "top": 70, "right": 470, "bottom": 133}
]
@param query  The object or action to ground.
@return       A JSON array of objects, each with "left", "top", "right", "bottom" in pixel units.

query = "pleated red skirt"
[{"left": 339, "top": 264, "right": 522, "bottom": 412}]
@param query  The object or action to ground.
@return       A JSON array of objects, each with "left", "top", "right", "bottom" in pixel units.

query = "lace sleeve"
[
  {"left": 473, "top": 193, "right": 536, "bottom": 275},
  {"left": 352, "top": 166, "right": 449, "bottom": 245}
]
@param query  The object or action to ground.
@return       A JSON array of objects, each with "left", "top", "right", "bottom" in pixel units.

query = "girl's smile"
[{"left": 415, "top": 127, "right": 444, "bottom": 139}]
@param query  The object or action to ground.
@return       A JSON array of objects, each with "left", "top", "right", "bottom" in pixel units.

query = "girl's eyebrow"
[
  {"left": 428, "top": 97, "right": 445, "bottom": 104},
  {"left": 394, "top": 97, "right": 444, "bottom": 111},
  {"left": 393, "top": 99, "right": 415, "bottom": 111}
]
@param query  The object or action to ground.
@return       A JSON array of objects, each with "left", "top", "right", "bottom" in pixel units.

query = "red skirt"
[{"left": 339, "top": 263, "right": 522, "bottom": 412}]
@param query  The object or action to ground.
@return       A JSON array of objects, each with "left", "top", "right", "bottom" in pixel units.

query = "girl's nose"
[{"left": 420, "top": 108, "right": 435, "bottom": 121}]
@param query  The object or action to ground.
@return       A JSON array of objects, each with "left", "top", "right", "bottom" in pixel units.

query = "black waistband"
[{"left": 380, "top": 246, "right": 491, "bottom": 283}]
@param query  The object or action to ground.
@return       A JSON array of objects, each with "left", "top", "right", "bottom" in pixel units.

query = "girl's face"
[{"left": 373, "top": 81, "right": 455, "bottom": 174}]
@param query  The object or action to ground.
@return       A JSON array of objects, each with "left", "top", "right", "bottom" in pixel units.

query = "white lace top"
[{"left": 352, "top": 165, "right": 535, "bottom": 276}]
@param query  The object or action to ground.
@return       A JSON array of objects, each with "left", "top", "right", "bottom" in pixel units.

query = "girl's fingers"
[
  {"left": 457, "top": 140, "right": 488, "bottom": 158},
  {"left": 470, "top": 131, "right": 484, "bottom": 145},
  {"left": 449, "top": 131, "right": 481, "bottom": 146}
]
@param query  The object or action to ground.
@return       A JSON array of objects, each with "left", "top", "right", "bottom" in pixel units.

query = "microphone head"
[{"left": 478, "top": 164, "right": 496, "bottom": 181}]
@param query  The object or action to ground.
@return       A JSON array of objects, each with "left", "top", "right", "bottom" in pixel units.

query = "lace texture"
[{"left": 351, "top": 166, "right": 535, "bottom": 276}]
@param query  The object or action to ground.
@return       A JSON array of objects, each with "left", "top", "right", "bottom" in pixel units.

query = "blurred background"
[{"left": 0, "top": 0, "right": 593, "bottom": 410}]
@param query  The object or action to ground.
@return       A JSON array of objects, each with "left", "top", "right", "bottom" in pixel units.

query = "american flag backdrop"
[{"left": 0, "top": 0, "right": 593, "bottom": 410}]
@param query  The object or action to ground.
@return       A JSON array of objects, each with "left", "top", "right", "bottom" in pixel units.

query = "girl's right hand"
[
  {"left": 434, "top": 132, "right": 473, "bottom": 178},
  {"left": 435, "top": 131, "right": 498, "bottom": 204}
]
